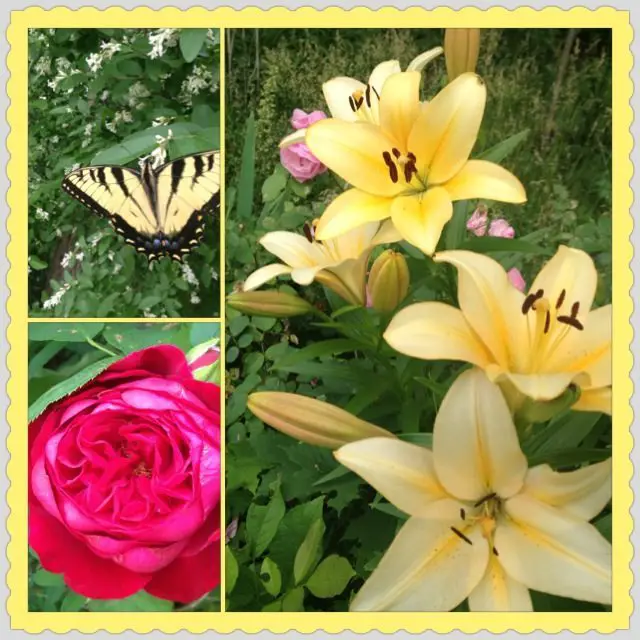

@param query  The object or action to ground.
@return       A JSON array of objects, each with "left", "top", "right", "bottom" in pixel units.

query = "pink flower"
[
  {"left": 489, "top": 218, "right": 515, "bottom": 238},
  {"left": 466, "top": 206, "right": 488, "bottom": 236},
  {"left": 507, "top": 267, "right": 526, "bottom": 292},
  {"left": 291, "top": 108, "right": 327, "bottom": 130},
  {"left": 29, "top": 345, "right": 221, "bottom": 603},
  {"left": 280, "top": 143, "right": 327, "bottom": 183}
]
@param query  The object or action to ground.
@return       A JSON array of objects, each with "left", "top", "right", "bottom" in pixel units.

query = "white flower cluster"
[
  {"left": 180, "top": 64, "right": 216, "bottom": 104},
  {"left": 148, "top": 29, "right": 179, "bottom": 60},
  {"left": 47, "top": 58, "right": 80, "bottom": 92},
  {"left": 63, "top": 162, "right": 81, "bottom": 175},
  {"left": 43, "top": 282, "right": 71, "bottom": 310},
  {"left": 139, "top": 129, "right": 173, "bottom": 169},
  {"left": 126, "top": 81, "right": 151, "bottom": 109},
  {"left": 34, "top": 55, "right": 51, "bottom": 76},
  {"left": 35, "top": 207, "right": 50, "bottom": 221},
  {"left": 105, "top": 110, "right": 133, "bottom": 134},
  {"left": 151, "top": 116, "right": 174, "bottom": 128},
  {"left": 81, "top": 123, "right": 94, "bottom": 148},
  {"left": 86, "top": 40, "right": 122, "bottom": 74}
]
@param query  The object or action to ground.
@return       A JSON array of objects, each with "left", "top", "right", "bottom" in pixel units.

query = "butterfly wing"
[
  {"left": 154, "top": 150, "right": 221, "bottom": 260},
  {"left": 61, "top": 166, "right": 159, "bottom": 255}
]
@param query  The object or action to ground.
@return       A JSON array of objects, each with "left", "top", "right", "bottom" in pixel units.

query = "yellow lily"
[
  {"left": 335, "top": 368, "right": 612, "bottom": 611},
  {"left": 306, "top": 71, "right": 526, "bottom": 256},
  {"left": 384, "top": 245, "right": 612, "bottom": 413},
  {"left": 243, "top": 219, "right": 400, "bottom": 306},
  {"left": 280, "top": 47, "right": 443, "bottom": 147}
]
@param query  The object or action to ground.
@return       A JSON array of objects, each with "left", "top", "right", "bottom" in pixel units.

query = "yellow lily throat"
[
  {"left": 348, "top": 85, "right": 379, "bottom": 122},
  {"left": 522, "top": 287, "right": 585, "bottom": 372},
  {"left": 453, "top": 492, "right": 501, "bottom": 557}
]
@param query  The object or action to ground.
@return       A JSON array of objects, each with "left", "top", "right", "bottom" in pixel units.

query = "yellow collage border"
[{"left": 6, "top": 6, "right": 633, "bottom": 633}]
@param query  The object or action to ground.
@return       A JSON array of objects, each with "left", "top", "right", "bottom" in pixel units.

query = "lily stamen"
[
  {"left": 450, "top": 526, "right": 473, "bottom": 545},
  {"left": 556, "top": 289, "right": 566, "bottom": 309},
  {"left": 473, "top": 492, "right": 497, "bottom": 508}
]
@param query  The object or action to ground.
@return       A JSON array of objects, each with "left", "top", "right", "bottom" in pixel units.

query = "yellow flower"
[
  {"left": 243, "top": 219, "right": 400, "bottom": 306},
  {"left": 444, "top": 28, "right": 481, "bottom": 80},
  {"left": 384, "top": 246, "right": 611, "bottom": 413},
  {"left": 280, "top": 47, "right": 443, "bottom": 147},
  {"left": 306, "top": 72, "right": 526, "bottom": 256},
  {"left": 335, "top": 368, "right": 612, "bottom": 611}
]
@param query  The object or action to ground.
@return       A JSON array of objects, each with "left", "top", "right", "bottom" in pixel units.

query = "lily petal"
[
  {"left": 290, "top": 265, "right": 326, "bottom": 286},
  {"left": 434, "top": 250, "right": 529, "bottom": 371},
  {"left": 322, "top": 77, "right": 366, "bottom": 121},
  {"left": 306, "top": 119, "right": 402, "bottom": 197},
  {"left": 434, "top": 368, "right": 528, "bottom": 501},
  {"left": 335, "top": 438, "right": 447, "bottom": 517},
  {"left": 468, "top": 555, "right": 533, "bottom": 611},
  {"left": 407, "top": 46, "right": 444, "bottom": 72},
  {"left": 530, "top": 245, "right": 598, "bottom": 321},
  {"left": 351, "top": 504, "right": 489, "bottom": 611},
  {"left": 408, "top": 72, "right": 486, "bottom": 185},
  {"left": 279, "top": 129, "right": 307, "bottom": 148},
  {"left": 391, "top": 187, "right": 453, "bottom": 256},
  {"left": 314, "top": 189, "right": 392, "bottom": 241},
  {"left": 573, "top": 386, "right": 612, "bottom": 415},
  {"left": 497, "top": 494, "right": 612, "bottom": 605},
  {"left": 545, "top": 305, "right": 611, "bottom": 389},
  {"left": 444, "top": 160, "right": 527, "bottom": 203},
  {"left": 496, "top": 370, "right": 588, "bottom": 403},
  {"left": 368, "top": 60, "right": 402, "bottom": 93},
  {"left": 384, "top": 302, "right": 493, "bottom": 368},
  {"left": 260, "top": 231, "right": 325, "bottom": 269},
  {"left": 372, "top": 219, "right": 403, "bottom": 245},
  {"left": 243, "top": 263, "right": 293, "bottom": 291},
  {"left": 523, "top": 459, "right": 612, "bottom": 521},
  {"left": 379, "top": 71, "right": 421, "bottom": 148},
  {"left": 325, "top": 253, "right": 371, "bottom": 306}
]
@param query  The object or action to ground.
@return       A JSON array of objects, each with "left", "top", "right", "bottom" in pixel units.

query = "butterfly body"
[{"left": 61, "top": 150, "right": 220, "bottom": 261}]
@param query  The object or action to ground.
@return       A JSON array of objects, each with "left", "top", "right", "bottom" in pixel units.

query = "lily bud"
[
  {"left": 514, "top": 384, "right": 582, "bottom": 429},
  {"left": 444, "top": 28, "right": 481, "bottom": 81},
  {"left": 367, "top": 250, "right": 410, "bottom": 313},
  {"left": 248, "top": 392, "right": 396, "bottom": 449},
  {"left": 227, "top": 291, "right": 315, "bottom": 318}
]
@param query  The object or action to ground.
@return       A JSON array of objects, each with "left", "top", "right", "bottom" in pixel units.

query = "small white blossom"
[
  {"left": 143, "top": 308, "right": 157, "bottom": 318},
  {"left": 148, "top": 29, "right": 178, "bottom": 59},
  {"left": 126, "top": 81, "right": 151, "bottom": 108},
  {"left": 64, "top": 163, "right": 81, "bottom": 175},
  {"left": 180, "top": 65, "right": 215, "bottom": 105},
  {"left": 43, "top": 283, "right": 71, "bottom": 310},
  {"left": 35, "top": 207, "right": 50, "bottom": 221},
  {"left": 76, "top": 252, "right": 84, "bottom": 262},
  {"left": 86, "top": 52, "right": 103, "bottom": 73},
  {"left": 152, "top": 116, "right": 173, "bottom": 128},
  {"left": 50, "top": 135, "right": 59, "bottom": 144},
  {"left": 181, "top": 262, "right": 199, "bottom": 287},
  {"left": 190, "top": 293, "right": 201, "bottom": 305},
  {"left": 211, "top": 268, "right": 219, "bottom": 281},
  {"left": 34, "top": 56, "right": 51, "bottom": 76}
]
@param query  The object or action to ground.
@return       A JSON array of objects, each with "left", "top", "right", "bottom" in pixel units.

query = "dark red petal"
[
  {"left": 103, "top": 345, "right": 191, "bottom": 379},
  {"left": 29, "top": 503, "right": 151, "bottom": 599},
  {"left": 145, "top": 539, "right": 220, "bottom": 604}
]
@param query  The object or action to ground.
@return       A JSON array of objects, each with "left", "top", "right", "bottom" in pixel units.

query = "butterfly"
[{"left": 61, "top": 150, "right": 220, "bottom": 262}]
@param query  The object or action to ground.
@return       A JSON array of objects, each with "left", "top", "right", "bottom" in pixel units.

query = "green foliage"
[
  {"left": 225, "top": 28, "right": 613, "bottom": 613},
  {"left": 28, "top": 322, "right": 221, "bottom": 612},
  {"left": 28, "top": 28, "right": 221, "bottom": 317}
]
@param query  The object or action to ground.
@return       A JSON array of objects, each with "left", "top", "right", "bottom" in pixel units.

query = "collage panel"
[
  {"left": 224, "top": 27, "right": 614, "bottom": 613},
  {"left": 28, "top": 28, "right": 221, "bottom": 319},
  {"left": 27, "top": 321, "right": 221, "bottom": 612}
]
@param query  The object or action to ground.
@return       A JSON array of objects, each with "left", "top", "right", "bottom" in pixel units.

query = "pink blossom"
[
  {"left": 489, "top": 218, "right": 515, "bottom": 239},
  {"left": 280, "top": 143, "right": 327, "bottom": 183},
  {"left": 466, "top": 206, "right": 488, "bottom": 236},
  {"left": 507, "top": 267, "right": 526, "bottom": 292},
  {"left": 291, "top": 108, "right": 327, "bottom": 130}
]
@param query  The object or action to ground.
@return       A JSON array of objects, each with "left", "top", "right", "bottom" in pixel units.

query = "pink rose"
[
  {"left": 466, "top": 206, "right": 488, "bottom": 236},
  {"left": 291, "top": 108, "right": 327, "bottom": 130},
  {"left": 489, "top": 218, "right": 515, "bottom": 238},
  {"left": 29, "top": 345, "right": 221, "bottom": 603},
  {"left": 280, "top": 143, "right": 327, "bottom": 183},
  {"left": 508, "top": 267, "right": 526, "bottom": 292}
]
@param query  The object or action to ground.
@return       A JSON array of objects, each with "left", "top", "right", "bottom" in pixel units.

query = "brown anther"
[
  {"left": 492, "top": 547, "right": 500, "bottom": 557},
  {"left": 557, "top": 316, "right": 585, "bottom": 331},
  {"left": 382, "top": 151, "right": 398, "bottom": 183},
  {"left": 365, "top": 85, "right": 372, "bottom": 108},
  {"left": 556, "top": 289, "right": 566, "bottom": 309},
  {"left": 354, "top": 95, "right": 364, "bottom": 109},
  {"left": 522, "top": 293, "right": 537, "bottom": 315},
  {"left": 348, "top": 95, "right": 357, "bottom": 113},
  {"left": 544, "top": 310, "right": 551, "bottom": 334},
  {"left": 460, "top": 508, "right": 466, "bottom": 521},
  {"left": 371, "top": 85, "right": 380, "bottom": 100},
  {"left": 450, "top": 526, "right": 473, "bottom": 545},
  {"left": 571, "top": 301, "right": 580, "bottom": 317},
  {"left": 473, "top": 493, "right": 496, "bottom": 508},
  {"left": 392, "top": 148, "right": 401, "bottom": 159},
  {"left": 403, "top": 160, "right": 418, "bottom": 183},
  {"left": 303, "top": 222, "right": 314, "bottom": 243}
]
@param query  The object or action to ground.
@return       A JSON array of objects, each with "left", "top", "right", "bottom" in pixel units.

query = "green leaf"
[
  {"left": 32, "top": 569, "right": 65, "bottom": 587},
  {"left": 262, "top": 166, "right": 288, "bottom": 202},
  {"left": 236, "top": 113, "right": 256, "bottom": 220},
  {"left": 225, "top": 547, "right": 239, "bottom": 593},
  {"left": 281, "top": 586, "right": 305, "bottom": 612},
  {"left": 528, "top": 447, "right": 611, "bottom": 468},
  {"left": 594, "top": 513, "right": 612, "bottom": 542},
  {"left": 246, "top": 485, "right": 286, "bottom": 557},
  {"left": 260, "top": 557, "right": 282, "bottom": 597},
  {"left": 305, "top": 555, "right": 354, "bottom": 598},
  {"left": 398, "top": 432, "right": 433, "bottom": 448},
  {"left": 457, "top": 237, "right": 550, "bottom": 255},
  {"left": 477, "top": 129, "right": 530, "bottom": 164},
  {"left": 28, "top": 357, "right": 118, "bottom": 422},
  {"left": 273, "top": 338, "right": 357, "bottom": 368},
  {"left": 29, "top": 323, "right": 104, "bottom": 342},
  {"left": 29, "top": 256, "right": 48, "bottom": 270},
  {"left": 59, "top": 591, "right": 87, "bottom": 612},
  {"left": 87, "top": 591, "right": 174, "bottom": 612},
  {"left": 444, "top": 200, "right": 471, "bottom": 250},
  {"left": 179, "top": 29, "right": 208, "bottom": 62},
  {"left": 294, "top": 518, "right": 325, "bottom": 585}
]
